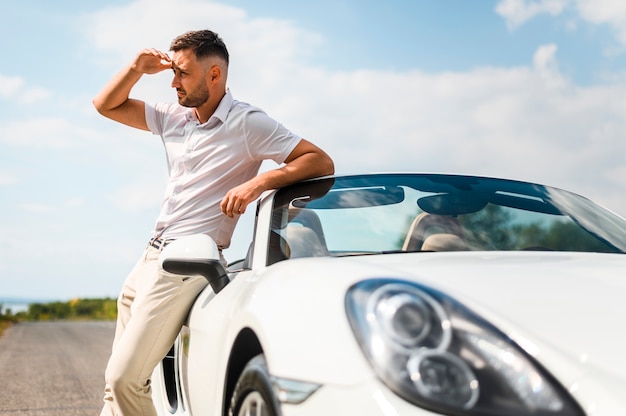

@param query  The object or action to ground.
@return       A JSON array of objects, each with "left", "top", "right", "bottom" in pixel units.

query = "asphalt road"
[{"left": 0, "top": 321, "right": 115, "bottom": 416}]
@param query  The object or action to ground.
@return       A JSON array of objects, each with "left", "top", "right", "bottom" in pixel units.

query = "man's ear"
[{"left": 208, "top": 65, "right": 221, "bottom": 82}]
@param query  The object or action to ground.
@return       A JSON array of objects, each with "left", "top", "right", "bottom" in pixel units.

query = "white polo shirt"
[{"left": 145, "top": 90, "right": 301, "bottom": 248}]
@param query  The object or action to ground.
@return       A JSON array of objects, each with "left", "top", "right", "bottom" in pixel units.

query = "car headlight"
[{"left": 345, "top": 279, "right": 584, "bottom": 415}]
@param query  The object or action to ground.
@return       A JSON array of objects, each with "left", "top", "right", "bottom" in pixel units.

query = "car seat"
[{"left": 402, "top": 212, "right": 465, "bottom": 251}]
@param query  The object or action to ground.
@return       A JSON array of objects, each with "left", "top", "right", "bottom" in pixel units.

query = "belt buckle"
[{"left": 149, "top": 237, "right": 169, "bottom": 250}]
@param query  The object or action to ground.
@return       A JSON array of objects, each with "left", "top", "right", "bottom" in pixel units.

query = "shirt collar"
[
  {"left": 212, "top": 89, "right": 233, "bottom": 123},
  {"left": 186, "top": 89, "right": 233, "bottom": 125}
]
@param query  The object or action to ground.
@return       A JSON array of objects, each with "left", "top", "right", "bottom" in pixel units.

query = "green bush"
[{"left": 4, "top": 298, "right": 119, "bottom": 321}]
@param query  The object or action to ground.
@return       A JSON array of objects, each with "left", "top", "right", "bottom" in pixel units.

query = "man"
[{"left": 93, "top": 30, "right": 334, "bottom": 416}]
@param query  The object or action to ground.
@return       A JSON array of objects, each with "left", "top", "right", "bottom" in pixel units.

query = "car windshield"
[{"left": 268, "top": 174, "right": 626, "bottom": 264}]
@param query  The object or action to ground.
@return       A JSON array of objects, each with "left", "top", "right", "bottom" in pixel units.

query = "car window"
[{"left": 268, "top": 174, "right": 626, "bottom": 264}]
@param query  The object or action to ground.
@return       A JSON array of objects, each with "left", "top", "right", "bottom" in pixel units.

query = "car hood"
[{"left": 333, "top": 251, "right": 626, "bottom": 384}]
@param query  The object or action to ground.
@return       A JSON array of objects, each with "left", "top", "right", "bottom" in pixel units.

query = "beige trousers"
[{"left": 100, "top": 245, "right": 207, "bottom": 416}]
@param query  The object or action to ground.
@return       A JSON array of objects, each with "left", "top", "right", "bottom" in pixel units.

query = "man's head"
[{"left": 169, "top": 30, "right": 228, "bottom": 113}]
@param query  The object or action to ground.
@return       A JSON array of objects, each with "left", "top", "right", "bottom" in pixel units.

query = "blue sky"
[{"left": 2, "top": 0, "right": 626, "bottom": 301}]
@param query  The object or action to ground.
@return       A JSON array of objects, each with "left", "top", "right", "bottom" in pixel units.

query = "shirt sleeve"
[
  {"left": 144, "top": 102, "right": 161, "bottom": 135},
  {"left": 145, "top": 102, "right": 182, "bottom": 136},
  {"left": 243, "top": 109, "right": 302, "bottom": 164}
]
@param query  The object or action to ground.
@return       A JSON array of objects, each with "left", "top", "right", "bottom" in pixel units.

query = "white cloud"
[
  {"left": 576, "top": 0, "right": 626, "bottom": 24},
  {"left": 0, "top": 74, "right": 22, "bottom": 97},
  {"left": 20, "top": 202, "right": 53, "bottom": 214},
  {"left": 575, "top": 0, "right": 626, "bottom": 46},
  {"left": 533, "top": 43, "right": 558, "bottom": 70},
  {"left": 532, "top": 43, "right": 567, "bottom": 88},
  {"left": 82, "top": 0, "right": 302, "bottom": 65},
  {"left": 0, "top": 73, "right": 52, "bottom": 104},
  {"left": 0, "top": 117, "right": 85, "bottom": 149},
  {"left": 496, "top": 0, "right": 626, "bottom": 50},
  {"left": 496, "top": 0, "right": 569, "bottom": 30},
  {"left": 65, "top": 197, "right": 86, "bottom": 208},
  {"left": 108, "top": 175, "right": 168, "bottom": 213},
  {"left": 84, "top": 0, "right": 323, "bottom": 59},
  {"left": 0, "top": 173, "right": 18, "bottom": 186}
]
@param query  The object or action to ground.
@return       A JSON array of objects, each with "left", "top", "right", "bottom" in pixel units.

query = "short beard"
[{"left": 178, "top": 83, "right": 209, "bottom": 108}]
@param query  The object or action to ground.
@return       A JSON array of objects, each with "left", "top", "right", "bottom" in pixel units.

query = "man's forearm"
[
  {"left": 258, "top": 151, "right": 334, "bottom": 191},
  {"left": 93, "top": 49, "right": 171, "bottom": 130}
]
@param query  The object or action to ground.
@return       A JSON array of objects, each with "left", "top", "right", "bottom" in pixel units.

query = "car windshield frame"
[{"left": 267, "top": 174, "right": 626, "bottom": 264}]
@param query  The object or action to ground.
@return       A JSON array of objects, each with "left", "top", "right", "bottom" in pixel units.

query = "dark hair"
[{"left": 169, "top": 30, "right": 229, "bottom": 65}]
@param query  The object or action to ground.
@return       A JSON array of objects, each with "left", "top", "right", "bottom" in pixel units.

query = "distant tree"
[
  {"left": 460, "top": 204, "right": 516, "bottom": 250},
  {"left": 457, "top": 204, "right": 615, "bottom": 252},
  {"left": 25, "top": 298, "right": 117, "bottom": 321},
  {"left": 519, "top": 220, "right": 615, "bottom": 252},
  {"left": 28, "top": 301, "right": 71, "bottom": 320}
]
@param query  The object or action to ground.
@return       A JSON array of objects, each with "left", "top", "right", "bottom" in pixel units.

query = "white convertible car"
[{"left": 152, "top": 173, "right": 626, "bottom": 416}]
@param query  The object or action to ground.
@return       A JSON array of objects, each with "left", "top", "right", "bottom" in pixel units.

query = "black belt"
[
  {"left": 148, "top": 237, "right": 224, "bottom": 252},
  {"left": 149, "top": 237, "right": 174, "bottom": 250}
]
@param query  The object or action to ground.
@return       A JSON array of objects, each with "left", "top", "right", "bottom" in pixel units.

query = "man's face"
[{"left": 171, "top": 49, "right": 209, "bottom": 108}]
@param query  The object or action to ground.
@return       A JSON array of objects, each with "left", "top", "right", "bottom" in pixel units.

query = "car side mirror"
[{"left": 158, "top": 234, "right": 230, "bottom": 294}]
